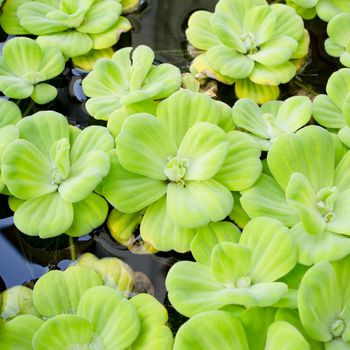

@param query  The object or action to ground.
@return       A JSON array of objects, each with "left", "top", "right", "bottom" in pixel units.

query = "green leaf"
[
  {"left": 32, "top": 314, "right": 94, "bottom": 350},
  {"left": 327, "top": 189, "right": 350, "bottom": 235},
  {"left": 65, "top": 193, "right": 109, "bottom": 237},
  {"left": 312, "top": 94, "right": 344, "bottom": 129},
  {"left": 17, "top": 111, "right": 69, "bottom": 158},
  {"left": 0, "top": 315, "right": 44, "bottom": 350},
  {"left": 211, "top": 242, "right": 252, "bottom": 284},
  {"left": 77, "top": 286, "right": 140, "bottom": 349},
  {"left": 102, "top": 151, "right": 167, "bottom": 213},
  {"left": 207, "top": 46, "right": 254, "bottom": 79},
  {"left": 78, "top": 1, "right": 122, "bottom": 33},
  {"left": 249, "top": 61, "right": 297, "bottom": 85},
  {"left": 31, "top": 83, "right": 57, "bottom": 104},
  {"left": 265, "top": 321, "right": 310, "bottom": 350},
  {"left": 0, "top": 99, "right": 21, "bottom": 128},
  {"left": 130, "top": 294, "right": 173, "bottom": 350},
  {"left": 140, "top": 196, "right": 197, "bottom": 252},
  {"left": 174, "top": 311, "right": 249, "bottom": 350},
  {"left": 191, "top": 221, "right": 241, "bottom": 266},
  {"left": 327, "top": 68, "right": 350, "bottom": 111},
  {"left": 185, "top": 11, "right": 222, "bottom": 50},
  {"left": 214, "top": 130, "right": 262, "bottom": 191},
  {"left": 298, "top": 261, "right": 342, "bottom": 342},
  {"left": 116, "top": 114, "right": 177, "bottom": 180},
  {"left": 235, "top": 78, "right": 280, "bottom": 104},
  {"left": 286, "top": 172, "right": 326, "bottom": 235},
  {"left": 14, "top": 192, "right": 73, "bottom": 238},
  {"left": 290, "top": 224, "right": 350, "bottom": 265},
  {"left": 18, "top": 2, "right": 69, "bottom": 34},
  {"left": 241, "top": 173, "right": 299, "bottom": 226},
  {"left": 37, "top": 31, "right": 93, "bottom": 58},
  {"left": 327, "top": 13, "right": 350, "bottom": 47},
  {"left": 240, "top": 217, "right": 297, "bottom": 282},
  {"left": 267, "top": 126, "right": 335, "bottom": 191},
  {"left": 165, "top": 261, "right": 224, "bottom": 317},
  {"left": 157, "top": 89, "right": 235, "bottom": 147},
  {"left": 244, "top": 5, "right": 276, "bottom": 45},
  {"left": 2, "top": 139, "right": 56, "bottom": 199},
  {"left": 210, "top": 11, "right": 245, "bottom": 51},
  {"left": 59, "top": 150, "right": 110, "bottom": 203},
  {"left": 324, "top": 38, "right": 344, "bottom": 58},
  {"left": 85, "top": 95, "right": 123, "bottom": 120},
  {"left": 0, "top": 0, "right": 30, "bottom": 35},
  {"left": 177, "top": 122, "right": 228, "bottom": 181},
  {"left": 167, "top": 179, "right": 233, "bottom": 228}
]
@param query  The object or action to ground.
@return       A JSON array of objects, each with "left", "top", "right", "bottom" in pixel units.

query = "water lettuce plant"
[
  {"left": 1, "top": 0, "right": 132, "bottom": 59},
  {"left": 286, "top": 0, "right": 350, "bottom": 21},
  {"left": 1, "top": 111, "right": 114, "bottom": 238},
  {"left": 166, "top": 217, "right": 297, "bottom": 317},
  {"left": 298, "top": 256, "right": 350, "bottom": 349},
  {"left": 0, "top": 37, "right": 65, "bottom": 104},
  {"left": 186, "top": 0, "right": 308, "bottom": 103},
  {"left": 82, "top": 45, "right": 182, "bottom": 120},
  {"left": 241, "top": 125, "right": 350, "bottom": 265},
  {"left": 0, "top": 264, "right": 173, "bottom": 350},
  {"left": 102, "top": 89, "right": 262, "bottom": 251},
  {"left": 232, "top": 96, "right": 312, "bottom": 150}
]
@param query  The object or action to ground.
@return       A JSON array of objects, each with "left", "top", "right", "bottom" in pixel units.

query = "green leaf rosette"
[
  {"left": 0, "top": 37, "right": 65, "bottom": 104},
  {"left": 186, "top": 0, "right": 308, "bottom": 103},
  {"left": 82, "top": 45, "right": 182, "bottom": 120},
  {"left": 298, "top": 256, "right": 350, "bottom": 349},
  {"left": 325, "top": 14, "right": 350, "bottom": 68},
  {"left": 1, "top": 111, "right": 114, "bottom": 238},
  {"left": 102, "top": 89, "right": 262, "bottom": 252},
  {"left": 241, "top": 125, "right": 350, "bottom": 265},
  {"left": 232, "top": 96, "right": 312, "bottom": 151},
  {"left": 313, "top": 68, "right": 350, "bottom": 147},
  {"left": 286, "top": 0, "right": 350, "bottom": 21},
  {"left": 166, "top": 217, "right": 297, "bottom": 317},
  {"left": 1, "top": 0, "right": 132, "bottom": 59},
  {"left": 0, "top": 99, "right": 21, "bottom": 194}
]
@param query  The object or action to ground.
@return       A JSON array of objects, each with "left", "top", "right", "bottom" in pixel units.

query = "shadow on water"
[{"left": 0, "top": 0, "right": 343, "bottom": 309}]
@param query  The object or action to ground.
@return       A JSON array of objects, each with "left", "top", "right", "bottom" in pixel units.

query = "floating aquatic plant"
[
  {"left": 0, "top": 264, "right": 172, "bottom": 350},
  {"left": 286, "top": 0, "right": 350, "bottom": 21},
  {"left": 241, "top": 125, "right": 350, "bottom": 265},
  {"left": 1, "top": 111, "right": 114, "bottom": 238},
  {"left": 0, "top": 0, "right": 132, "bottom": 59},
  {"left": 232, "top": 96, "right": 312, "bottom": 150},
  {"left": 102, "top": 89, "right": 262, "bottom": 251},
  {"left": 0, "top": 37, "right": 65, "bottom": 104},
  {"left": 82, "top": 45, "right": 182, "bottom": 120},
  {"left": 186, "top": 0, "right": 308, "bottom": 103},
  {"left": 298, "top": 256, "right": 350, "bottom": 349},
  {"left": 166, "top": 217, "right": 297, "bottom": 317}
]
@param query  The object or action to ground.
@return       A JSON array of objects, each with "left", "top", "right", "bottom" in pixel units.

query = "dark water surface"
[{"left": 0, "top": 0, "right": 341, "bottom": 304}]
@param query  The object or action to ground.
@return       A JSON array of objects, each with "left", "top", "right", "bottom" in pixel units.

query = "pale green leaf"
[
  {"left": 191, "top": 221, "right": 241, "bottom": 266},
  {"left": 327, "top": 13, "right": 350, "bottom": 47},
  {"left": 31, "top": 83, "right": 57, "bottom": 104},
  {"left": 185, "top": 11, "right": 222, "bottom": 50},
  {"left": 249, "top": 61, "right": 296, "bottom": 85},
  {"left": 177, "top": 122, "right": 228, "bottom": 181},
  {"left": 174, "top": 311, "right": 249, "bottom": 350},
  {"left": 167, "top": 179, "right": 233, "bottom": 228},
  {"left": 140, "top": 196, "right": 197, "bottom": 252},
  {"left": 240, "top": 217, "right": 297, "bottom": 282},
  {"left": 327, "top": 68, "right": 350, "bottom": 111},
  {"left": 312, "top": 94, "right": 344, "bottom": 129},
  {"left": 14, "top": 192, "right": 74, "bottom": 238},
  {"left": 0, "top": 99, "right": 21, "bottom": 128},
  {"left": 214, "top": 130, "right": 262, "bottom": 190},
  {"left": 33, "top": 266, "right": 102, "bottom": 317},
  {"left": 102, "top": 152, "right": 167, "bottom": 213},
  {"left": 116, "top": 114, "right": 177, "bottom": 180}
]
